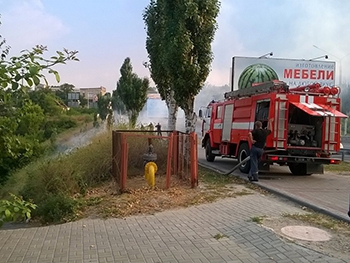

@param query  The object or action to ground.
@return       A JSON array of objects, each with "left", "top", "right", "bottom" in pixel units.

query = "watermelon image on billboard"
[
  {"left": 238, "top": 63, "right": 279, "bottom": 89},
  {"left": 231, "top": 56, "right": 336, "bottom": 91}
]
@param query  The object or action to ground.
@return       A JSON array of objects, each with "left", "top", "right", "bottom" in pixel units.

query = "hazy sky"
[{"left": 1, "top": 0, "right": 350, "bottom": 92}]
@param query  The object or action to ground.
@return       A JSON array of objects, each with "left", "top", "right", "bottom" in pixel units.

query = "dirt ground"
[{"left": 77, "top": 174, "right": 254, "bottom": 219}]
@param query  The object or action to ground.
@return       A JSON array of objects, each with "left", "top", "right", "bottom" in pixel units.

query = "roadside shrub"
[
  {"left": 71, "top": 108, "right": 97, "bottom": 115},
  {"left": 68, "top": 130, "right": 112, "bottom": 185},
  {"left": 0, "top": 193, "right": 37, "bottom": 227},
  {"left": 19, "top": 158, "right": 82, "bottom": 203},
  {"left": 43, "top": 115, "right": 77, "bottom": 140},
  {"left": 1, "top": 123, "right": 141, "bottom": 224},
  {"left": 56, "top": 115, "right": 77, "bottom": 130},
  {"left": 35, "top": 193, "right": 77, "bottom": 223}
]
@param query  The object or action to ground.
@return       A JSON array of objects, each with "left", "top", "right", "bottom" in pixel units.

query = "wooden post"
[
  {"left": 166, "top": 133, "right": 173, "bottom": 189},
  {"left": 172, "top": 131, "right": 178, "bottom": 177},
  {"left": 120, "top": 134, "right": 128, "bottom": 192},
  {"left": 112, "top": 131, "right": 122, "bottom": 190},
  {"left": 180, "top": 134, "right": 185, "bottom": 179},
  {"left": 190, "top": 132, "right": 198, "bottom": 188}
]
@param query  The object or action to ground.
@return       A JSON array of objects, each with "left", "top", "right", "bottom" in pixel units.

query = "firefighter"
[
  {"left": 248, "top": 118, "right": 273, "bottom": 182},
  {"left": 155, "top": 122, "right": 162, "bottom": 136}
]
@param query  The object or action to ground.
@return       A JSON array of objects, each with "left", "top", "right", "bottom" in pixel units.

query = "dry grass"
[{"left": 74, "top": 166, "right": 255, "bottom": 220}]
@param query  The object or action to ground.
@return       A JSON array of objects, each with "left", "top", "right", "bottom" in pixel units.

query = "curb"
[
  {"left": 198, "top": 161, "right": 350, "bottom": 224},
  {"left": 253, "top": 182, "right": 350, "bottom": 224}
]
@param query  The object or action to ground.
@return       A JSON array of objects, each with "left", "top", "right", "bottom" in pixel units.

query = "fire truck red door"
[
  {"left": 222, "top": 104, "right": 234, "bottom": 141},
  {"left": 202, "top": 106, "right": 212, "bottom": 136}
]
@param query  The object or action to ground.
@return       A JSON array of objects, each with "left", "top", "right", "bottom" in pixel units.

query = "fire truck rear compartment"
[{"left": 287, "top": 104, "right": 323, "bottom": 154}]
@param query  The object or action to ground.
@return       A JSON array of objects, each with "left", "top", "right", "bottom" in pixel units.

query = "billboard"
[{"left": 231, "top": 56, "right": 336, "bottom": 91}]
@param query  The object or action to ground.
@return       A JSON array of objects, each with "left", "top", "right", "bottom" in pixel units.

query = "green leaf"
[
  {"left": 5, "top": 209, "right": 11, "bottom": 219},
  {"left": 29, "top": 66, "right": 39, "bottom": 75},
  {"left": 14, "top": 74, "right": 21, "bottom": 81},
  {"left": 26, "top": 212, "right": 31, "bottom": 219},
  {"left": 54, "top": 72, "right": 60, "bottom": 83},
  {"left": 13, "top": 207, "right": 19, "bottom": 212},
  {"left": 33, "top": 75, "right": 40, "bottom": 86},
  {"left": 26, "top": 78, "right": 33, "bottom": 86},
  {"left": 11, "top": 82, "right": 19, "bottom": 90}
]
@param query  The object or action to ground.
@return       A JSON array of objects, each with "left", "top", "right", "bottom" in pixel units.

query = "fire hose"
[
  {"left": 224, "top": 156, "right": 250, "bottom": 175},
  {"left": 224, "top": 150, "right": 278, "bottom": 176}
]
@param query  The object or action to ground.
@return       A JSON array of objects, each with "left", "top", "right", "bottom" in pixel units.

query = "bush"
[
  {"left": 68, "top": 131, "right": 112, "bottom": 185},
  {"left": 43, "top": 115, "right": 78, "bottom": 140},
  {"left": 0, "top": 193, "right": 37, "bottom": 227},
  {"left": 67, "top": 108, "right": 97, "bottom": 115},
  {"left": 35, "top": 193, "right": 76, "bottom": 223},
  {"left": 1, "top": 124, "right": 140, "bottom": 224},
  {"left": 19, "top": 158, "right": 83, "bottom": 203}
]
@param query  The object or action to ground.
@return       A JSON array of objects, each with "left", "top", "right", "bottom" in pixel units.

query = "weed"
[
  {"left": 251, "top": 216, "right": 265, "bottom": 224},
  {"left": 199, "top": 166, "right": 245, "bottom": 187},
  {"left": 213, "top": 233, "right": 228, "bottom": 240},
  {"left": 36, "top": 193, "right": 77, "bottom": 223},
  {"left": 85, "top": 197, "right": 103, "bottom": 206}
]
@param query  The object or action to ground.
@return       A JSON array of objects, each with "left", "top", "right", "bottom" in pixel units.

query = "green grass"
[
  {"left": 251, "top": 216, "right": 266, "bottom": 224},
  {"left": 325, "top": 161, "right": 350, "bottom": 173},
  {"left": 282, "top": 212, "right": 350, "bottom": 234},
  {"left": 199, "top": 166, "right": 246, "bottom": 187},
  {"left": 213, "top": 233, "right": 228, "bottom": 240}
]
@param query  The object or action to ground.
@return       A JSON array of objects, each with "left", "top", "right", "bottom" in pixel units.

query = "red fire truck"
[{"left": 199, "top": 80, "right": 347, "bottom": 175}]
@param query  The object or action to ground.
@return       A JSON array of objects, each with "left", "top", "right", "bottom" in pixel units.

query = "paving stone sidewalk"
[{"left": 0, "top": 193, "right": 347, "bottom": 263}]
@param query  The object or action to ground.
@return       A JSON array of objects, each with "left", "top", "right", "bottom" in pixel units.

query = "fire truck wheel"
[
  {"left": 205, "top": 140, "right": 215, "bottom": 162},
  {"left": 288, "top": 163, "right": 310, "bottom": 176},
  {"left": 238, "top": 143, "right": 250, "bottom": 174}
]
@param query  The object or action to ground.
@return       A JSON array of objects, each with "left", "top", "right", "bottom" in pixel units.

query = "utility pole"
[
  {"left": 313, "top": 45, "right": 350, "bottom": 86},
  {"left": 313, "top": 45, "right": 350, "bottom": 136}
]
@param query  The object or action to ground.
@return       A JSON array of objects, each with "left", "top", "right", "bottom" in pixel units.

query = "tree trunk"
[
  {"left": 184, "top": 107, "right": 197, "bottom": 134},
  {"left": 181, "top": 100, "right": 197, "bottom": 165},
  {"left": 166, "top": 91, "right": 178, "bottom": 131},
  {"left": 129, "top": 111, "right": 138, "bottom": 128}
]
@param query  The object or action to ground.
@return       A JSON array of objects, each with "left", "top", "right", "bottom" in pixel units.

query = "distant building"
[
  {"left": 39, "top": 85, "right": 107, "bottom": 108},
  {"left": 80, "top": 86, "right": 106, "bottom": 108},
  {"left": 67, "top": 92, "right": 80, "bottom": 108}
]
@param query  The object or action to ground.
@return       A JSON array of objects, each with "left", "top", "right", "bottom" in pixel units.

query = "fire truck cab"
[{"left": 199, "top": 81, "right": 347, "bottom": 175}]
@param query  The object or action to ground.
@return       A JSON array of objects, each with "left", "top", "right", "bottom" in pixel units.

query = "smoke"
[
  {"left": 194, "top": 83, "right": 230, "bottom": 111},
  {"left": 55, "top": 124, "right": 106, "bottom": 155},
  {"left": 111, "top": 83, "right": 228, "bottom": 133}
]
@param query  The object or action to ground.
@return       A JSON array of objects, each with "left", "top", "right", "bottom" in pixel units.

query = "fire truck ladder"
[
  {"left": 324, "top": 101, "right": 340, "bottom": 152},
  {"left": 274, "top": 96, "right": 288, "bottom": 148},
  {"left": 224, "top": 81, "right": 289, "bottom": 99}
]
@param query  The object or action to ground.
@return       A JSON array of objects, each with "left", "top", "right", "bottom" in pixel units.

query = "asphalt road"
[{"left": 197, "top": 145, "right": 350, "bottom": 223}]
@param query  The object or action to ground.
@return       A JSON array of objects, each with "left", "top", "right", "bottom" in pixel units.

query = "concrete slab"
[{"left": 281, "top": 225, "right": 332, "bottom": 241}]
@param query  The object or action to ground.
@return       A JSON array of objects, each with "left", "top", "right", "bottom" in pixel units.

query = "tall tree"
[
  {"left": 144, "top": 0, "right": 220, "bottom": 133},
  {"left": 97, "top": 92, "right": 112, "bottom": 121},
  {"left": 143, "top": 0, "right": 178, "bottom": 131},
  {"left": 55, "top": 83, "right": 75, "bottom": 105},
  {"left": 115, "top": 58, "right": 149, "bottom": 128},
  {"left": 111, "top": 89, "right": 127, "bottom": 115}
]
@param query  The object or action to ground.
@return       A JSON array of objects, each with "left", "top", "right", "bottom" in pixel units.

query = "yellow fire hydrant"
[{"left": 144, "top": 161, "right": 157, "bottom": 187}]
